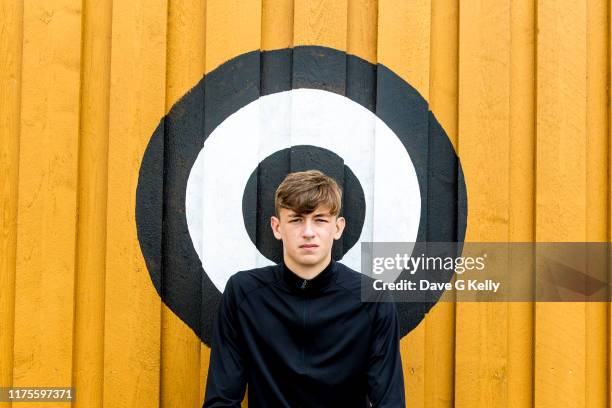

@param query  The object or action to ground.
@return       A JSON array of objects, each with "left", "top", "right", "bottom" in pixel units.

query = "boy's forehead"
[{"left": 283, "top": 205, "right": 333, "bottom": 217}]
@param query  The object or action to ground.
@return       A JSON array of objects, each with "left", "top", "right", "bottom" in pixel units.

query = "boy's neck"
[{"left": 283, "top": 254, "right": 332, "bottom": 280}]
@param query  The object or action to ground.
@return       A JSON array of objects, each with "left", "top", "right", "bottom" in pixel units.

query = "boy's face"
[{"left": 270, "top": 205, "right": 346, "bottom": 271}]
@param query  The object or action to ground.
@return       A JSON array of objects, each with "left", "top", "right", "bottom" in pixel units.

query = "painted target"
[{"left": 136, "top": 46, "right": 467, "bottom": 346}]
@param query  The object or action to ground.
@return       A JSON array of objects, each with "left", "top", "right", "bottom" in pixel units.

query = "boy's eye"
[
  {"left": 316, "top": 219, "right": 328, "bottom": 223},
  {"left": 290, "top": 218, "right": 301, "bottom": 223}
]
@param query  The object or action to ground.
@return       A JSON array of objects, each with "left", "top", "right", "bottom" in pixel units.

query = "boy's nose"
[{"left": 302, "top": 221, "right": 315, "bottom": 237}]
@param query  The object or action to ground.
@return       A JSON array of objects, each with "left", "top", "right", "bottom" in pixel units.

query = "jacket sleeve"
[
  {"left": 367, "top": 300, "right": 406, "bottom": 408},
  {"left": 203, "top": 276, "right": 247, "bottom": 408}
]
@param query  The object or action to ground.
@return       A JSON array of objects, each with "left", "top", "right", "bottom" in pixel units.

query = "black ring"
[{"left": 136, "top": 46, "right": 468, "bottom": 346}]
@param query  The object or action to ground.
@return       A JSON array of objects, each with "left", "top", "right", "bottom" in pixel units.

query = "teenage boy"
[{"left": 203, "top": 170, "right": 405, "bottom": 407}]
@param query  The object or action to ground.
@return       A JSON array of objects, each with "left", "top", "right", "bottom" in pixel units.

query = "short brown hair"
[{"left": 274, "top": 170, "right": 342, "bottom": 218}]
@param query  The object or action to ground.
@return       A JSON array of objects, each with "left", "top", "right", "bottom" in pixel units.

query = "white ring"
[{"left": 186, "top": 89, "right": 421, "bottom": 292}]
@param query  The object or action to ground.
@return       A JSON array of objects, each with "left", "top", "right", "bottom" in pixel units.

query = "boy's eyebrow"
[{"left": 287, "top": 212, "right": 331, "bottom": 218}]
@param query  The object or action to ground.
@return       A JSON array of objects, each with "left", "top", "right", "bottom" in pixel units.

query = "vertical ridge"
[
  {"left": 585, "top": 0, "right": 609, "bottom": 406},
  {"left": 0, "top": 0, "right": 24, "bottom": 402},
  {"left": 427, "top": 0, "right": 458, "bottom": 406},
  {"left": 199, "top": 0, "right": 210, "bottom": 404},
  {"left": 71, "top": 0, "right": 113, "bottom": 406},
  {"left": 162, "top": 0, "right": 206, "bottom": 407},
  {"left": 159, "top": 0, "right": 171, "bottom": 404},
  {"left": 13, "top": 0, "right": 82, "bottom": 393},
  {"left": 535, "top": 1, "right": 588, "bottom": 406},
  {"left": 377, "top": 1, "right": 432, "bottom": 405},
  {"left": 102, "top": 0, "right": 168, "bottom": 404},
  {"left": 508, "top": 0, "right": 536, "bottom": 407}
]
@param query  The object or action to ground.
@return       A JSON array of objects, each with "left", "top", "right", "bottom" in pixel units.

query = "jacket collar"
[{"left": 280, "top": 260, "right": 337, "bottom": 293}]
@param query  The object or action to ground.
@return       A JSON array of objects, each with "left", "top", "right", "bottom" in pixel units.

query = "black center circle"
[{"left": 242, "top": 145, "right": 366, "bottom": 264}]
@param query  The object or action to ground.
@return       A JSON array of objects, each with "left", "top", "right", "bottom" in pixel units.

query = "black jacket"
[{"left": 203, "top": 260, "right": 405, "bottom": 408}]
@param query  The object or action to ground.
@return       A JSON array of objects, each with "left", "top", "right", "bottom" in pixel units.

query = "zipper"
[
  {"left": 301, "top": 286, "right": 309, "bottom": 374},
  {"left": 301, "top": 297, "right": 306, "bottom": 371}
]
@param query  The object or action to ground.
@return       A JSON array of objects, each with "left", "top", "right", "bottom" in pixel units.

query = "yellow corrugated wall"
[{"left": 0, "top": 0, "right": 610, "bottom": 407}]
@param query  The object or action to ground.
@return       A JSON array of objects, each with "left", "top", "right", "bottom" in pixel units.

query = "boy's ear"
[
  {"left": 270, "top": 216, "right": 282, "bottom": 240},
  {"left": 333, "top": 216, "right": 346, "bottom": 240}
]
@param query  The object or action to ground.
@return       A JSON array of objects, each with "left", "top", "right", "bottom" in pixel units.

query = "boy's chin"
[{"left": 293, "top": 255, "right": 328, "bottom": 267}]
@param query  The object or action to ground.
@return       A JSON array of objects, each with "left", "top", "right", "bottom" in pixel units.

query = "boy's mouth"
[{"left": 300, "top": 244, "right": 318, "bottom": 249}]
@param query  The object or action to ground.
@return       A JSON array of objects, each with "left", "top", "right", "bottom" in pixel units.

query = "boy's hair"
[{"left": 274, "top": 170, "right": 342, "bottom": 218}]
